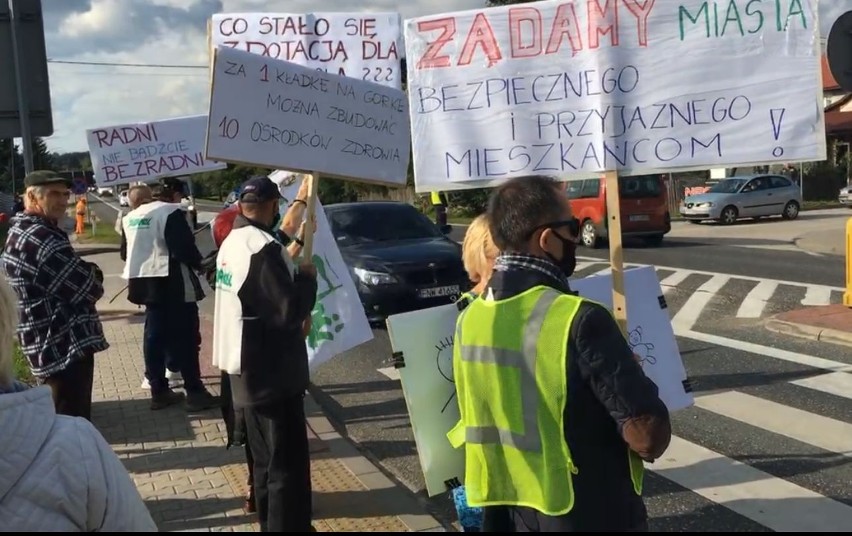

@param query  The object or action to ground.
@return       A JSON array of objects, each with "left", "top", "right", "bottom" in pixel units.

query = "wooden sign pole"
[
  {"left": 603, "top": 170, "right": 628, "bottom": 335},
  {"left": 302, "top": 172, "right": 320, "bottom": 259}
]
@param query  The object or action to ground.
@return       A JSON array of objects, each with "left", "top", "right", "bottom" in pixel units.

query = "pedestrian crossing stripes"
[{"left": 372, "top": 262, "right": 852, "bottom": 531}]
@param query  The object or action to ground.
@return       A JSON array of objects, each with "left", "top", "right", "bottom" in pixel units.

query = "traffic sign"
[
  {"left": 71, "top": 178, "right": 88, "bottom": 195},
  {"left": 827, "top": 11, "right": 852, "bottom": 92}
]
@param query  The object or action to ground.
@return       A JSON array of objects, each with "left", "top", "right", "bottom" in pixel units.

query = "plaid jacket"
[{"left": 1, "top": 213, "right": 109, "bottom": 378}]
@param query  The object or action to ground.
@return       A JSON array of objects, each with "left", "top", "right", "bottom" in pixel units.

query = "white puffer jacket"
[{"left": 0, "top": 386, "right": 157, "bottom": 531}]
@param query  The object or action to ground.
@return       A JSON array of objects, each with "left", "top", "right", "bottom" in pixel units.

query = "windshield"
[
  {"left": 708, "top": 179, "right": 746, "bottom": 194},
  {"left": 618, "top": 175, "right": 662, "bottom": 198},
  {"left": 328, "top": 204, "right": 443, "bottom": 243}
]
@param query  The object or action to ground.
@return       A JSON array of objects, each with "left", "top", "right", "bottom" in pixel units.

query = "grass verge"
[
  {"left": 13, "top": 344, "right": 34, "bottom": 385},
  {"left": 75, "top": 222, "right": 122, "bottom": 245}
]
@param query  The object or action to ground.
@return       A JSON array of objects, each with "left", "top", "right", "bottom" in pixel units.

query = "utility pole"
[{"left": 8, "top": 0, "right": 33, "bottom": 175}]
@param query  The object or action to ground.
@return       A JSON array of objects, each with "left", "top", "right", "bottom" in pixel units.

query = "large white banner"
[
  {"left": 87, "top": 115, "right": 226, "bottom": 187},
  {"left": 211, "top": 12, "right": 404, "bottom": 89},
  {"left": 387, "top": 265, "right": 692, "bottom": 496},
  {"left": 269, "top": 171, "right": 373, "bottom": 370},
  {"left": 404, "top": 0, "right": 825, "bottom": 192},
  {"left": 206, "top": 46, "right": 411, "bottom": 186}
]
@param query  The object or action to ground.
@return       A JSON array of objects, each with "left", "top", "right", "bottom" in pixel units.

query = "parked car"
[
  {"left": 324, "top": 201, "right": 469, "bottom": 323},
  {"left": 840, "top": 185, "right": 851, "bottom": 207},
  {"left": 223, "top": 187, "right": 240, "bottom": 209},
  {"left": 679, "top": 174, "right": 802, "bottom": 224},
  {"left": 118, "top": 190, "right": 130, "bottom": 207},
  {"left": 566, "top": 174, "right": 671, "bottom": 248},
  {"left": 96, "top": 186, "right": 112, "bottom": 196}
]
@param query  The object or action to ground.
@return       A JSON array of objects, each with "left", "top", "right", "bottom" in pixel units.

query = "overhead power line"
[{"left": 48, "top": 59, "right": 207, "bottom": 69}]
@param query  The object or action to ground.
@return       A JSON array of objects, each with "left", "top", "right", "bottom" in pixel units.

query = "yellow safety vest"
[
  {"left": 447, "top": 286, "right": 644, "bottom": 515},
  {"left": 431, "top": 191, "right": 444, "bottom": 206}
]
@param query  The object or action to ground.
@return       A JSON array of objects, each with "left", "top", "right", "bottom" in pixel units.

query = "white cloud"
[{"left": 41, "top": 0, "right": 484, "bottom": 154}]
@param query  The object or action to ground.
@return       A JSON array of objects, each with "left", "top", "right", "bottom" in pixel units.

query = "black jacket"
[
  {"left": 225, "top": 215, "right": 317, "bottom": 410},
  {"left": 120, "top": 208, "right": 205, "bottom": 305},
  {"left": 482, "top": 267, "right": 671, "bottom": 532}
]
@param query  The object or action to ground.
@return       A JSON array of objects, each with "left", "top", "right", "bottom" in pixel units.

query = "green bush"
[{"left": 12, "top": 344, "right": 33, "bottom": 385}]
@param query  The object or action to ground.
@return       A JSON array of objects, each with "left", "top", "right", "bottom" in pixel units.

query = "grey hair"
[
  {"left": 24, "top": 186, "right": 48, "bottom": 210},
  {"left": 0, "top": 276, "right": 19, "bottom": 389}
]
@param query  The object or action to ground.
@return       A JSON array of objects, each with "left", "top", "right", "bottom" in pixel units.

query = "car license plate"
[
  {"left": 418, "top": 285, "right": 459, "bottom": 299},
  {"left": 629, "top": 214, "right": 650, "bottom": 222}
]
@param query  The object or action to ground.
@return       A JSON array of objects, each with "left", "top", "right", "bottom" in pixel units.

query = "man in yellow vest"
[
  {"left": 431, "top": 191, "right": 448, "bottom": 226},
  {"left": 449, "top": 175, "right": 671, "bottom": 532}
]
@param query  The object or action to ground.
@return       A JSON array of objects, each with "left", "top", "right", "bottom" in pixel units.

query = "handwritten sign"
[
  {"left": 269, "top": 170, "right": 374, "bottom": 369},
  {"left": 386, "top": 265, "right": 692, "bottom": 495},
  {"left": 211, "top": 12, "right": 403, "bottom": 89},
  {"left": 87, "top": 115, "right": 226, "bottom": 187},
  {"left": 205, "top": 46, "right": 411, "bottom": 186},
  {"left": 404, "top": 0, "right": 825, "bottom": 193}
]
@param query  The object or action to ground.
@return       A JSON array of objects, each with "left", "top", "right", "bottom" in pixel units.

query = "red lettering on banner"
[
  {"left": 546, "top": 3, "right": 584, "bottom": 55},
  {"left": 588, "top": 0, "right": 619, "bottom": 49},
  {"left": 621, "top": 0, "right": 655, "bottom": 46},
  {"left": 458, "top": 13, "right": 502, "bottom": 67},
  {"left": 416, "top": 18, "right": 456, "bottom": 69},
  {"left": 509, "top": 8, "right": 543, "bottom": 58}
]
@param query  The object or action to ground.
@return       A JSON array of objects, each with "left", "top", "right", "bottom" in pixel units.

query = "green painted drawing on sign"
[{"left": 307, "top": 253, "right": 345, "bottom": 350}]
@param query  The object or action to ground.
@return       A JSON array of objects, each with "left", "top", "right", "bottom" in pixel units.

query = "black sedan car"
[{"left": 324, "top": 201, "right": 471, "bottom": 323}]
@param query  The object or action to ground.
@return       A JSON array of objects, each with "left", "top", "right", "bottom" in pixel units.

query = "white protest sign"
[
  {"left": 404, "top": 0, "right": 825, "bottom": 192},
  {"left": 211, "top": 12, "right": 404, "bottom": 89},
  {"left": 87, "top": 115, "right": 226, "bottom": 187},
  {"left": 206, "top": 46, "right": 411, "bottom": 186},
  {"left": 386, "top": 303, "right": 463, "bottom": 497},
  {"left": 386, "top": 265, "right": 692, "bottom": 495},
  {"left": 270, "top": 170, "right": 373, "bottom": 369}
]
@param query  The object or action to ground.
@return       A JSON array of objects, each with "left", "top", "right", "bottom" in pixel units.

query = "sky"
[{"left": 35, "top": 0, "right": 852, "bottom": 155}]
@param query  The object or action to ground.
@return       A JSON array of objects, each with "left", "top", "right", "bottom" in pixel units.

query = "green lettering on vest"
[
  {"left": 216, "top": 268, "right": 233, "bottom": 288},
  {"left": 127, "top": 217, "right": 151, "bottom": 229}
]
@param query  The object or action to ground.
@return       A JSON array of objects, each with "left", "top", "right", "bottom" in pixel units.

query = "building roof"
[{"left": 822, "top": 55, "right": 840, "bottom": 91}]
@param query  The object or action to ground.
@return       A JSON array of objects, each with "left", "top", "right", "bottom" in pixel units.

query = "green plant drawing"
[{"left": 307, "top": 253, "right": 345, "bottom": 350}]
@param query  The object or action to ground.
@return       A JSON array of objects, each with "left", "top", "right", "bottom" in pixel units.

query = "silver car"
[
  {"left": 679, "top": 174, "right": 802, "bottom": 224},
  {"left": 840, "top": 185, "right": 851, "bottom": 207}
]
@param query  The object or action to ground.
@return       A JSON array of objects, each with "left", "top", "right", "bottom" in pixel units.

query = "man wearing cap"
[
  {"left": 212, "top": 176, "right": 318, "bottom": 532},
  {"left": 1, "top": 170, "right": 108, "bottom": 419},
  {"left": 122, "top": 176, "right": 216, "bottom": 411}
]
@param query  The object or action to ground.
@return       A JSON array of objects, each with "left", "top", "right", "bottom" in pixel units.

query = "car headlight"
[
  {"left": 694, "top": 202, "right": 714, "bottom": 208},
  {"left": 353, "top": 267, "right": 397, "bottom": 286}
]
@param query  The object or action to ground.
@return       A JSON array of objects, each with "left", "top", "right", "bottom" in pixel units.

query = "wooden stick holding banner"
[
  {"left": 302, "top": 172, "right": 320, "bottom": 259},
  {"left": 603, "top": 171, "right": 628, "bottom": 336}
]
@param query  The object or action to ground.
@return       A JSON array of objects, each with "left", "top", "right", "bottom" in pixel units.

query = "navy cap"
[
  {"left": 239, "top": 176, "right": 281, "bottom": 203},
  {"left": 24, "top": 170, "right": 71, "bottom": 188}
]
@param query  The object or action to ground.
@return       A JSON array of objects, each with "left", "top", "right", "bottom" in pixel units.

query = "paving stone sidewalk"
[
  {"left": 84, "top": 245, "right": 445, "bottom": 532},
  {"left": 766, "top": 304, "right": 852, "bottom": 348}
]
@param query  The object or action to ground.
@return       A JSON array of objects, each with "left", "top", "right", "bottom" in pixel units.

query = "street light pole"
[{"left": 8, "top": 0, "right": 34, "bottom": 175}]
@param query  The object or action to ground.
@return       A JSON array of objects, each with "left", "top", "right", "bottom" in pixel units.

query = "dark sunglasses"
[{"left": 525, "top": 218, "right": 580, "bottom": 241}]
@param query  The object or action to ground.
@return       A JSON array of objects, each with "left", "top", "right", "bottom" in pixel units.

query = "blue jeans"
[{"left": 143, "top": 302, "right": 204, "bottom": 394}]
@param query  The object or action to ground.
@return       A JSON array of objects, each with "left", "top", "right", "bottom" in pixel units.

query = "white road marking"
[
  {"left": 652, "top": 436, "right": 852, "bottom": 532},
  {"left": 659, "top": 270, "right": 691, "bottom": 296},
  {"left": 801, "top": 285, "right": 834, "bottom": 307},
  {"left": 694, "top": 391, "right": 852, "bottom": 457},
  {"left": 736, "top": 281, "right": 778, "bottom": 318},
  {"left": 377, "top": 367, "right": 401, "bottom": 381},
  {"left": 790, "top": 372, "right": 852, "bottom": 401},
  {"left": 671, "top": 275, "right": 730, "bottom": 331}
]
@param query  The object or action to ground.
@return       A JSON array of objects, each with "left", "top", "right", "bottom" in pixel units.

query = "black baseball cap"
[
  {"left": 24, "top": 170, "right": 72, "bottom": 188},
  {"left": 239, "top": 176, "right": 281, "bottom": 203}
]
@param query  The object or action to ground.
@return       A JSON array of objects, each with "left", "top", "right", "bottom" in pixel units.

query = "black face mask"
[{"left": 546, "top": 231, "right": 577, "bottom": 277}]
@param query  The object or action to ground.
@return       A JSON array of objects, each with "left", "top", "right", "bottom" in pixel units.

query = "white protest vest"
[
  {"left": 121, "top": 201, "right": 182, "bottom": 280},
  {"left": 212, "top": 224, "right": 295, "bottom": 375}
]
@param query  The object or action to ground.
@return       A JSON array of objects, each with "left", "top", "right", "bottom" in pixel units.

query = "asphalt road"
[{"left": 91, "top": 193, "right": 852, "bottom": 531}]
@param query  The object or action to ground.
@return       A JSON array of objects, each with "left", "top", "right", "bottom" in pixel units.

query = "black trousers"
[
  {"left": 244, "top": 395, "right": 312, "bottom": 532},
  {"left": 143, "top": 302, "right": 204, "bottom": 394},
  {"left": 42, "top": 353, "right": 95, "bottom": 420}
]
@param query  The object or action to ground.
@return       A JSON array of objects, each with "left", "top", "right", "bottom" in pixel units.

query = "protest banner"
[
  {"left": 86, "top": 115, "right": 226, "bottom": 187},
  {"left": 386, "top": 265, "right": 692, "bottom": 496},
  {"left": 270, "top": 170, "right": 373, "bottom": 369},
  {"left": 211, "top": 12, "right": 403, "bottom": 89},
  {"left": 404, "top": 0, "right": 825, "bottom": 193},
  {"left": 205, "top": 45, "right": 411, "bottom": 186}
]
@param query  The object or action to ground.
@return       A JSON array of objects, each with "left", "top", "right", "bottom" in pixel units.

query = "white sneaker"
[{"left": 141, "top": 371, "right": 183, "bottom": 390}]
